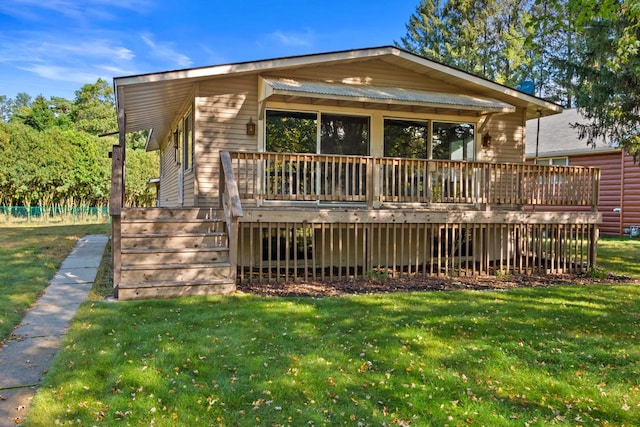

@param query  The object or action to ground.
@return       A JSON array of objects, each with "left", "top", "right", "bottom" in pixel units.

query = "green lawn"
[
  {"left": 0, "top": 223, "right": 110, "bottom": 342},
  {"left": 21, "top": 236, "right": 640, "bottom": 426},
  {"left": 597, "top": 236, "right": 640, "bottom": 277}
]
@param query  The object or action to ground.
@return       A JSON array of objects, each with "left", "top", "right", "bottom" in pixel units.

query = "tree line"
[
  {"left": 399, "top": 0, "right": 640, "bottom": 156},
  {"left": 0, "top": 79, "right": 157, "bottom": 210}
]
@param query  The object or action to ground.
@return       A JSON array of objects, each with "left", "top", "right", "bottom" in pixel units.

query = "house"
[
  {"left": 110, "top": 46, "right": 601, "bottom": 300},
  {"left": 526, "top": 108, "right": 639, "bottom": 236}
]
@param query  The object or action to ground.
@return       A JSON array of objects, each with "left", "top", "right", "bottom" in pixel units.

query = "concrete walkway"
[{"left": 0, "top": 234, "right": 109, "bottom": 426}]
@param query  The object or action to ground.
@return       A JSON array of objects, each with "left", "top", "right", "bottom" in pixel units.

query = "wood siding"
[
  {"left": 528, "top": 150, "right": 640, "bottom": 236},
  {"left": 158, "top": 142, "right": 181, "bottom": 207},
  {"left": 571, "top": 151, "right": 640, "bottom": 236},
  {"left": 196, "top": 75, "right": 259, "bottom": 207},
  {"left": 191, "top": 61, "right": 525, "bottom": 207}
]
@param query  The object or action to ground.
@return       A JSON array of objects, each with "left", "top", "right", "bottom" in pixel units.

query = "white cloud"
[
  {"left": 0, "top": 0, "right": 153, "bottom": 21},
  {"left": 268, "top": 29, "right": 314, "bottom": 47},
  {"left": 141, "top": 33, "right": 193, "bottom": 68},
  {"left": 19, "top": 64, "right": 102, "bottom": 84}
]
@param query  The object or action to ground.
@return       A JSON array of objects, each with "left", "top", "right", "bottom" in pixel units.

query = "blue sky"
[{"left": 0, "top": 0, "right": 418, "bottom": 101}]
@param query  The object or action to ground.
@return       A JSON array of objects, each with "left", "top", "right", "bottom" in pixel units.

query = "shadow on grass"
[{"left": 30, "top": 283, "right": 640, "bottom": 426}]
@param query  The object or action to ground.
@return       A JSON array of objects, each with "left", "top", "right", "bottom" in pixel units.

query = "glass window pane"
[
  {"left": 383, "top": 119, "right": 429, "bottom": 158},
  {"left": 432, "top": 122, "right": 475, "bottom": 161},
  {"left": 320, "top": 114, "right": 369, "bottom": 155},
  {"left": 266, "top": 110, "right": 317, "bottom": 153}
]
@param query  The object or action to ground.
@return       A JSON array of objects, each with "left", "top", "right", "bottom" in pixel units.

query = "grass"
[
  {"left": 20, "top": 235, "right": 640, "bottom": 426},
  {"left": 596, "top": 236, "right": 640, "bottom": 277},
  {"left": 0, "top": 223, "right": 110, "bottom": 342}
]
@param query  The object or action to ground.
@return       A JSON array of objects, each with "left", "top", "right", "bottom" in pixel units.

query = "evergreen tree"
[
  {"left": 399, "top": 0, "right": 536, "bottom": 85},
  {"left": 564, "top": 0, "right": 640, "bottom": 154}
]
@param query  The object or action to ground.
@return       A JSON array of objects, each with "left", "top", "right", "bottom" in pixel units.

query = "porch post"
[{"left": 110, "top": 85, "right": 126, "bottom": 297}]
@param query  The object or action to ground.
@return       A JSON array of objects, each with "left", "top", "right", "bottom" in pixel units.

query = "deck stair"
[{"left": 117, "top": 208, "right": 236, "bottom": 300}]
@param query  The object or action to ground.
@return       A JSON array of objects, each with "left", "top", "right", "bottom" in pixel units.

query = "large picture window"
[
  {"left": 266, "top": 110, "right": 370, "bottom": 156},
  {"left": 266, "top": 110, "right": 317, "bottom": 153},
  {"left": 432, "top": 122, "right": 474, "bottom": 161},
  {"left": 384, "top": 119, "right": 429, "bottom": 158},
  {"left": 384, "top": 119, "right": 475, "bottom": 161},
  {"left": 320, "top": 114, "right": 369, "bottom": 155}
]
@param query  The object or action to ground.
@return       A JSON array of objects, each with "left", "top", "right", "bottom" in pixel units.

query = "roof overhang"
[
  {"left": 260, "top": 77, "right": 516, "bottom": 114},
  {"left": 114, "top": 46, "right": 562, "bottom": 151}
]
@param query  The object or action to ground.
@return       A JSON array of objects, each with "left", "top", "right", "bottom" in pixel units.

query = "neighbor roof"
[
  {"left": 114, "top": 46, "right": 563, "bottom": 150},
  {"left": 525, "top": 108, "right": 617, "bottom": 158}
]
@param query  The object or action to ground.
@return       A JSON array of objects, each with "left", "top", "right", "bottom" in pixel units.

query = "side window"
[
  {"left": 173, "top": 129, "right": 180, "bottom": 164},
  {"left": 183, "top": 111, "right": 193, "bottom": 170}
]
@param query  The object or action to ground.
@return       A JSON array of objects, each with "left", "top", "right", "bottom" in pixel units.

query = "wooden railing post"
[
  {"left": 110, "top": 144, "right": 123, "bottom": 294},
  {"left": 592, "top": 168, "right": 601, "bottom": 212}
]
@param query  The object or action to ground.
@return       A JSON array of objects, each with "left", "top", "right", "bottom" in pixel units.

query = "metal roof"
[{"left": 262, "top": 77, "right": 516, "bottom": 113}]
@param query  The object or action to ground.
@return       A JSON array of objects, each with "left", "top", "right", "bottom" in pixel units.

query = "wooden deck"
[{"left": 109, "top": 151, "right": 601, "bottom": 299}]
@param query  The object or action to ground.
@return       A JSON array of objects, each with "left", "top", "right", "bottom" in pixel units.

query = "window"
[
  {"left": 173, "top": 129, "right": 179, "bottom": 164},
  {"left": 266, "top": 110, "right": 370, "bottom": 155},
  {"left": 183, "top": 111, "right": 193, "bottom": 170},
  {"left": 432, "top": 122, "right": 474, "bottom": 161},
  {"left": 320, "top": 114, "right": 369, "bottom": 155},
  {"left": 536, "top": 157, "right": 568, "bottom": 166},
  {"left": 383, "top": 119, "right": 475, "bottom": 161},
  {"left": 266, "top": 110, "right": 317, "bottom": 153},
  {"left": 384, "top": 119, "right": 429, "bottom": 158}
]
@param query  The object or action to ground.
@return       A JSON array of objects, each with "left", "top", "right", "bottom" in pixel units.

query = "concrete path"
[{"left": 0, "top": 234, "right": 109, "bottom": 426}]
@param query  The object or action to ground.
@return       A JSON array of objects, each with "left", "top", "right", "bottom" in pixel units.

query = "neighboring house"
[
  {"left": 526, "top": 108, "right": 640, "bottom": 236},
  {"left": 110, "top": 46, "right": 601, "bottom": 300}
]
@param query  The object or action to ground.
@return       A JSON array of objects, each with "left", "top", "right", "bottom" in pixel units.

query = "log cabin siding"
[
  {"left": 526, "top": 150, "right": 639, "bottom": 236},
  {"left": 571, "top": 151, "right": 640, "bottom": 236}
]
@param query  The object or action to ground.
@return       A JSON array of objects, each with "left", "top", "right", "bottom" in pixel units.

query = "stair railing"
[{"left": 219, "top": 151, "right": 244, "bottom": 282}]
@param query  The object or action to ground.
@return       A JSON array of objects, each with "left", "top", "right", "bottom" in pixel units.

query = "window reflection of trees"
[
  {"left": 432, "top": 122, "right": 474, "bottom": 161},
  {"left": 383, "top": 119, "right": 428, "bottom": 158}
]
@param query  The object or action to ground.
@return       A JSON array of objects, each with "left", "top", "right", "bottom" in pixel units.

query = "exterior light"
[
  {"left": 246, "top": 117, "right": 256, "bottom": 136},
  {"left": 482, "top": 133, "right": 492, "bottom": 148}
]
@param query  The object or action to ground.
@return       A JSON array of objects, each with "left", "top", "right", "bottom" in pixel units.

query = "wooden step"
[
  {"left": 122, "top": 207, "right": 224, "bottom": 221},
  {"left": 121, "top": 219, "right": 225, "bottom": 234},
  {"left": 117, "top": 279, "right": 236, "bottom": 300},
  {"left": 121, "top": 232, "right": 228, "bottom": 249},
  {"left": 120, "top": 262, "right": 233, "bottom": 283},
  {"left": 121, "top": 247, "right": 229, "bottom": 265}
]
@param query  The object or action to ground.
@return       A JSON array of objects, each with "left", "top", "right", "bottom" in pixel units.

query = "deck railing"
[
  {"left": 219, "top": 152, "right": 244, "bottom": 281},
  {"left": 228, "top": 152, "right": 600, "bottom": 208}
]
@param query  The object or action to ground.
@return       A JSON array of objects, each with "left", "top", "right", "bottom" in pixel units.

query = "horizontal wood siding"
[
  {"left": 158, "top": 143, "right": 181, "bottom": 207},
  {"left": 196, "top": 75, "right": 259, "bottom": 207},
  {"left": 263, "top": 59, "right": 463, "bottom": 93},
  {"left": 570, "top": 151, "right": 621, "bottom": 235},
  {"left": 568, "top": 151, "right": 640, "bottom": 236},
  {"left": 183, "top": 170, "right": 195, "bottom": 206},
  {"left": 478, "top": 108, "right": 526, "bottom": 164}
]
